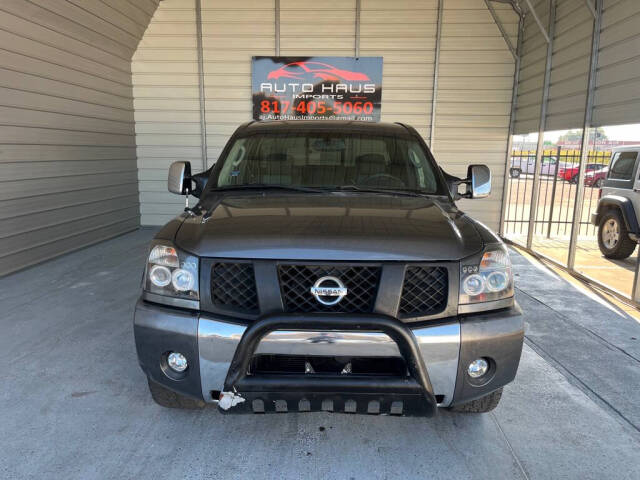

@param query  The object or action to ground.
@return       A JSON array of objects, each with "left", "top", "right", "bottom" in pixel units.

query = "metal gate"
[
  {"left": 501, "top": 145, "right": 640, "bottom": 306},
  {"left": 503, "top": 148, "right": 611, "bottom": 239}
]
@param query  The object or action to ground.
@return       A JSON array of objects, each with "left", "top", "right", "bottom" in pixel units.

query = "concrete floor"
[
  {"left": 505, "top": 234, "right": 637, "bottom": 297},
  {"left": 1, "top": 228, "right": 640, "bottom": 480}
]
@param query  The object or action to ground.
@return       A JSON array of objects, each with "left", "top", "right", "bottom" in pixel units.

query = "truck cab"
[{"left": 134, "top": 120, "right": 524, "bottom": 416}]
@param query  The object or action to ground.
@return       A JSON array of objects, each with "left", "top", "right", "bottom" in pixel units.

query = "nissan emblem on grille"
[{"left": 310, "top": 276, "right": 348, "bottom": 306}]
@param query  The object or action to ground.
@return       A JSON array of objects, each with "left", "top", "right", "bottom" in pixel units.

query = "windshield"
[{"left": 211, "top": 132, "right": 445, "bottom": 195}]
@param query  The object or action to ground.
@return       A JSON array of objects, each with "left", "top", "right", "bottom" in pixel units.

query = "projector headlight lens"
[
  {"left": 459, "top": 245, "right": 513, "bottom": 308},
  {"left": 486, "top": 270, "right": 509, "bottom": 292},
  {"left": 149, "top": 265, "right": 172, "bottom": 287},
  {"left": 462, "top": 274, "right": 485, "bottom": 296},
  {"left": 171, "top": 268, "right": 195, "bottom": 292}
]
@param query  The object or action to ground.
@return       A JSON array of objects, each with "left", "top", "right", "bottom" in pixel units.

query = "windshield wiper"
[
  {"left": 212, "top": 184, "right": 326, "bottom": 193},
  {"left": 332, "top": 185, "right": 430, "bottom": 197}
]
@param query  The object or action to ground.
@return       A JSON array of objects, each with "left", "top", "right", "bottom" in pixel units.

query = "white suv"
[{"left": 591, "top": 146, "right": 640, "bottom": 259}]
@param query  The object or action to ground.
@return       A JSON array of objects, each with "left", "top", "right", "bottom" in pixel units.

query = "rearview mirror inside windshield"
[{"left": 312, "top": 138, "right": 346, "bottom": 152}]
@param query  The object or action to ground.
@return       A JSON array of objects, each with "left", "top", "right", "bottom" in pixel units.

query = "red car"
[
  {"left": 584, "top": 166, "right": 609, "bottom": 187},
  {"left": 557, "top": 163, "right": 604, "bottom": 183},
  {"left": 267, "top": 61, "right": 370, "bottom": 82}
]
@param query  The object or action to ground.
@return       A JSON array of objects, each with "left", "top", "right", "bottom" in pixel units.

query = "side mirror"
[
  {"left": 168, "top": 161, "right": 192, "bottom": 195},
  {"left": 468, "top": 164, "right": 491, "bottom": 199},
  {"left": 190, "top": 168, "right": 211, "bottom": 198}
]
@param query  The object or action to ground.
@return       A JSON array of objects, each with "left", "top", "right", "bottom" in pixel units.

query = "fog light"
[
  {"left": 167, "top": 352, "right": 188, "bottom": 372},
  {"left": 468, "top": 358, "right": 489, "bottom": 378}
]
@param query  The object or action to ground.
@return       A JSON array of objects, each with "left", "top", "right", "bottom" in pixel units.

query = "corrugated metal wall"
[
  {"left": 513, "top": 0, "right": 640, "bottom": 134},
  {"left": 546, "top": 0, "right": 593, "bottom": 132},
  {"left": 132, "top": 0, "right": 518, "bottom": 230},
  {"left": 513, "top": 0, "right": 550, "bottom": 135},
  {"left": 203, "top": 0, "right": 276, "bottom": 166},
  {"left": 514, "top": 0, "right": 595, "bottom": 134},
  {"left": 2, "top": 0, "right": 638, "bottom": 273},
  {"left": 436, "top": 0, "right": 518, "bottom": 223},
  {"left": 361, "top": 0, "right": 436, "bottom": 141},
  {"left": 0, "top": 0, "right": 159, "bottom": 275},
  {"left": 593, "top": 0, "right": 640, "bottom": 127},
  {"left": 133, "top": 0, "right": 201, "bottom": 226}
]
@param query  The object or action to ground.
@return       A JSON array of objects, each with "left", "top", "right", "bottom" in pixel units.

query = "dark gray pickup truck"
[{"left": 134, "top": 120, "right": 523, "bottom": 416}]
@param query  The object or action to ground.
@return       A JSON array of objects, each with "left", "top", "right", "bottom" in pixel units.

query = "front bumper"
[{"left": 134, "top": 299, "right": 523, "bottom": 415}]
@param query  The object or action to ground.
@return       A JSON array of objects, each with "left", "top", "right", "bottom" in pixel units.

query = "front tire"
[
  {"left": 449, "top": 388, "right": 503, "bottom": 413},
  {"left": 597, "top": 210, "right": 636, "bottom": 259},
  {"left": 510, "top": 168, "right": 521, "bottom": 178},
  {"left": 594, "top": 178, "right": 603, "bottom": 188},
  {"left": 147, "top": 378, "right": 206, "bottom": 409}
]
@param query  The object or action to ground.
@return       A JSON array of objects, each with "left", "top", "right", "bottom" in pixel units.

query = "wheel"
[
  {"left": 449, "top": 388, "right": 503, "bottom": 413},
  {"left": 569, "top": 175, "right": 578, "bottom": 184},
  {"left": 597, "top": 210, "right": 637, "bottom": 259},
  {"left": 509, "top": 168, "right": 521, "bottom": 179},
  {"left": 594, "top": 178, "right": 603, "bottom": 188},
  {"left": 147, "top": 377, "right": 206, "bottom": 409}
]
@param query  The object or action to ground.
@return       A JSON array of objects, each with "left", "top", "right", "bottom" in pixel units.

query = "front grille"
[
  {"left": 278, "top": 264, "right": 380, "bottom": 313},
  {"left": 399, "top": 267, "right": 448, "bottom": 317},
  {"left": 251, "top": 354, "right": 407, "bottom": 376},
  {"left": 211, "top": 262, "right": 259, "bottom": 313}
]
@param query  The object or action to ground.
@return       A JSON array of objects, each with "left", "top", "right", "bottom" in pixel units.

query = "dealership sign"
[{"left": 252, "top": 56, "right": 383, "bottom": 122}]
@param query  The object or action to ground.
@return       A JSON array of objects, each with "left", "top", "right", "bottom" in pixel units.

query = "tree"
[
  {"left": 594, "top": 127, "right": 607, "bottom": 141},
  {"left": 557, "top": 130, "right": 582, "bottom": 143},
  {"left": 557, "top": 128, "right": 607, "bottom": 143}
]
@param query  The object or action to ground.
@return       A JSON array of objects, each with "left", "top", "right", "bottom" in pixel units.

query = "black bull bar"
[{"left": 218, "top": 315, "right": 439, "bottom": 416}]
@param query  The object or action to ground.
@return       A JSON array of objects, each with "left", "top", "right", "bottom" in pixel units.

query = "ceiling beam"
[
  {"left": 524, "top": 0, "right": 551, "bottom": 43},
  {"left": 485, "top": 0, "right": 518, "bottom": 60}
]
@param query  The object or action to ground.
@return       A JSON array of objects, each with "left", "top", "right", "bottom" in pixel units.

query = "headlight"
[
  {"left": 144, "top": 243, "right": 199, "bottom": 304},
  {"left": 459, "top": 245, "right": 513, "bottom": 312}
]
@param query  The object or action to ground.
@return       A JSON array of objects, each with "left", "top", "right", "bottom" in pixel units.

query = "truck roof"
[{"left": 238, "top": 120, "right": 414, "bottom": 137}]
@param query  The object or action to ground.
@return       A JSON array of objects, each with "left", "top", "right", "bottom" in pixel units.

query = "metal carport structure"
[
  {"left": 498, "top": 0, "right": 640, "bottom": 304},
  {"left": 0, "top": 0, "right": 638, "bottom": 292}
]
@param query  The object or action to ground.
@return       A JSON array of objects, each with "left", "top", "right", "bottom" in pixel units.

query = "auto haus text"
[{"left": 260, "top": 82, "right": 376, "bottom": 100}]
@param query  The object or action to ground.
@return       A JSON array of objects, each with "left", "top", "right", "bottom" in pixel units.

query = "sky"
[{"left": 600, "top": 124, "right": 640, "bottom": 141}]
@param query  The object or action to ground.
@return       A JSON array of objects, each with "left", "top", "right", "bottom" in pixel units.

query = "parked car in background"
[
  {"left": 591, "top": 146, "right": 640, "bottom": 259},
  {"left": 509, "top": 156, "right": 558, "bottom": 178},
  {"left": 557, "top": 163, "right": 604, "bottom": 183},
  {"left": 584, "top": 166, "right": 609, "bottom": 188},
  {"left": 509, "top": 156, "right": 577, "bottom": 178}
]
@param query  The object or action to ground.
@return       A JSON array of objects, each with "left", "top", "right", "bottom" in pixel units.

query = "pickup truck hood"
[{"left": 175, "top": 193, "right": 483, "bottom": 261}]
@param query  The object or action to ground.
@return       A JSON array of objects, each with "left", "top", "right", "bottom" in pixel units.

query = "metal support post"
[
  {"left": 355, "top": 0, "right": 361, "bottom": 57},
  {"left": 275, "top": 0, "right": 280, "bottom": 56},
  {"left": 429, "top": 0, "right": 443, "bottom": 149},
  {"left": 195, "top": 0, "right": 208, "bottom": 171},
  {"left": 633, "top": 254, "right": 640, "bottom": 306},
  {"left": 567, "top": 0, "right": 602, "bottom": 269},
  {"left": 546, "top": 146, "right": 561, "bottom": 238},
  {"left": 499, "top": 14, "right": 524, "bottom": 236},
  {"left": 527, "top": 0, "right": 556, "bottom": 248}
]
